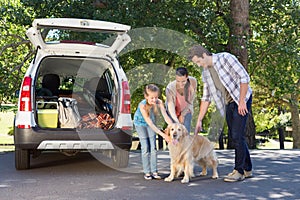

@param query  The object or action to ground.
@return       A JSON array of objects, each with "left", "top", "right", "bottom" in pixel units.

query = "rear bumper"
[
  {"left": 37, "top": 140, "right": 114, "bottom": 150},
  {"left": 14, "top": 127, "right": 132, "bottom": 150}
]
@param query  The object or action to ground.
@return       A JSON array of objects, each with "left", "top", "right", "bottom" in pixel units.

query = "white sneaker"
[
  {"left": 144, "top": 174, "right": 152, "bottom": 180},
  {"left": 224, "top": 170, "right": 245, "bottom": 182},
  {"left": 152, "top": 172, "right": 162, "bottom": 180}
]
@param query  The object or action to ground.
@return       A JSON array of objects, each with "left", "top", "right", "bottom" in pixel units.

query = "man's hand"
[
  {"left": 238, "top": 101, "right": 248, "bottom": 116},
  {"left": 194, "top": 120, "right": 202, "bottom": 135}
]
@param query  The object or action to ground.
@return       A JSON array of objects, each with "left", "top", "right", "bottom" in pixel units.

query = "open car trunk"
[{"left": 35, "top": 56, "right": 118, "bottom": 130}]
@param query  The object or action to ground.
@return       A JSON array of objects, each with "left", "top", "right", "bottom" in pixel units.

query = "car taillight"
[
  {"left": 19, "top": 76, "right": 32, "bottom": 112},
  {"left": 121, "top": 81, "right": 131, "bottom": 114},
  {"left": 121, "top": 126, "right": 133, "bottom": 131}
]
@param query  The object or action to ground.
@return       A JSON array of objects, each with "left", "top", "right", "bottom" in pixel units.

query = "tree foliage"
[
  {"left": 1, "top": 0, "right": 299, "bottom": 147},
  {"left": 250, "top": 0, "right": 299, "bottom": 102},
  {"left": 249, "top": 0, "right": 299, "bottom": 147},
  {"left": 0, "top": 0, "right": 33, "bottom": 103}
]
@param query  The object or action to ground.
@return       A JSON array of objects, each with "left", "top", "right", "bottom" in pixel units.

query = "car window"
[
  {"left": 42, "top": 28, "right": 117, "bottom": 47},
  {"left": 103, "top": 70, "right": 114, "bottom": 94}
]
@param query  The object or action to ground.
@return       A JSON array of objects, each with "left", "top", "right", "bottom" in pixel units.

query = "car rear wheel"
[{"left": 15, "top": 148, "right": 30, "bottom": 170}]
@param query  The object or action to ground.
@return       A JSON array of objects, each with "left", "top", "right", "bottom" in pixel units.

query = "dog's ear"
[{"left": 181, "top": 124, "right": 188, "bottom": 136}]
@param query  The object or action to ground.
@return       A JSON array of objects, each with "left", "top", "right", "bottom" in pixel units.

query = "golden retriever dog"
[{"left": 164, "top": 123, "right": 218, "bottom": 183}]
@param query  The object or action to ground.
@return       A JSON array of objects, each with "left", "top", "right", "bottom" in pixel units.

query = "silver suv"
[{"left": 14, "top": 18, "right": 133, "bottom": 170}]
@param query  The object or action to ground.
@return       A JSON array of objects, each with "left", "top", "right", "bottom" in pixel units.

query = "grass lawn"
[
  {"left": 0, "top": 110, "right": 15, "bottom": 145},
  {"left": 0, "top": 111, "right": 14, "bottom": 134},
  {"left": 257, "top": 137, "right": 293, "bottom": 149}
]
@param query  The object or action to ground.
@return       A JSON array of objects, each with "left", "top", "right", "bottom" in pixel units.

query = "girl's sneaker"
[
  {"left": 144, "top": 174, "right": 152, "bottom": 180},
  {"left": 152, "top": 172, "right": 161, "bottom": 180}
]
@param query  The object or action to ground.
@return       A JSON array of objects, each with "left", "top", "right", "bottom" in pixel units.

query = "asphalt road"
[{"left": 1, "top": 149, "right": 300, "bottom": 200}]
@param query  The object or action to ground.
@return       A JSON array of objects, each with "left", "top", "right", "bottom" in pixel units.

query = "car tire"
[
  {"left": 15, "top": 148, "right": 30, "bottom": 170},
  {"left": 112, "top": 149, "right": 129, "bottom": 168}
]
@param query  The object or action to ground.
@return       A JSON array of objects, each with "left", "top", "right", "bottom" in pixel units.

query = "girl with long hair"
[{"left": 133, "top": 84, "right": 172, "bottom": 180}]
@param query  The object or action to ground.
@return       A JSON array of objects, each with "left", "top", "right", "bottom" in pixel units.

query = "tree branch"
[
  {"left": 0, "top": 40, "right": 31, "bottom": 56},
  {"left": 10, "top": 51, "right": 34, "bottom": 72}
]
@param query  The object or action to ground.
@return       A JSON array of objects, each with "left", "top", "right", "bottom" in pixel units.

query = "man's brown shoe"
[{"left": 224, "top": 170, "right": 245, "bottom": 182}]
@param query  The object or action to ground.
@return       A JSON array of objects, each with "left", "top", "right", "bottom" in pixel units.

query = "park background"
[{"left": 0, "top": 0, "right": 299, "bottom": 150}]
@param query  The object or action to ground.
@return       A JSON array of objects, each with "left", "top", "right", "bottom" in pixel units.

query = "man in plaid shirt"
[{"left": 189, "top": 45, "right": 253, "bottom": 182}]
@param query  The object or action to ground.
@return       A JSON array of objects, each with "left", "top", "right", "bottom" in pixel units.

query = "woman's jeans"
[
  {"left": 183, "top": 112, "right": 192, "bottom": 134},
  {"left": 135, "top": 126, "right": 157, "bottom": 174},
  {"left": 226, "top": 95, "right": 252, "bottom": 175}
]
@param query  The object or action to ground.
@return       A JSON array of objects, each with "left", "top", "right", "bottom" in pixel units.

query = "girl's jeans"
[
  {"left": 135, "top": 126, "right": 157, "bottom": 174},
  {"left": 226, "top": 95, "right": 253, "bottom": 175}
]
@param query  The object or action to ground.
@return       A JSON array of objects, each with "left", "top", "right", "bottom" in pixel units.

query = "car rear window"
[{"left": 41, "top": 28, "right": 117, "bottom": 47}]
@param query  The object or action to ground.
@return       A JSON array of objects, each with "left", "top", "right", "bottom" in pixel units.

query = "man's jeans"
[
  {"left": 135, "top": 126, "right": 157, "bottom": 174},
  {"left": 226, "top": 95, "right": 253, "bottom": 174}
]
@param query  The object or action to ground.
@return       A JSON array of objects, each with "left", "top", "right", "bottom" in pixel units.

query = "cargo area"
[{"left": 35, "top": 56, "right": 118, "bottom": 130}]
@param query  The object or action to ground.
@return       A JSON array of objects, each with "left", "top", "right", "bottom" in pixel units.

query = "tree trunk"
[
  {"left": 219, "top": 129, "right": 225, "bottom": 150},
  {"left": 278, "top": 127, "right": 285, "bottom": 149},
  {"left": 227, "top": 0, "right": 256, "bottom": 149},
  {"left": 290, "top": 93, "right": 300, "bottom": 148},
  {"left": 245, "top": 109, "right": 256, "bottom": 149},
  {"left": 278, "top": 106, "right": 285, "bottom": 149},
  {"left": 228, "top": 0, "right": 249, "bottom": 68}
]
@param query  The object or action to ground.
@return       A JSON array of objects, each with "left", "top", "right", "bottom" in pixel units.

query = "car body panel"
[
  {"left": 32, "top": 18, "right": 130, "bottom": 33},
  {"left": 26, "top": 18, "right": 131, "bottom": 57}
]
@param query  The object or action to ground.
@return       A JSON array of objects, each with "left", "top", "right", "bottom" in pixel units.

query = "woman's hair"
[
  {"left": 176, "top": 67, "right": 191, "bottom": 104},
  {"left": 176, "top": 67, "right": 188, "bottom": 77},
  {"left": 188, "top": 45, "right": 212, "bottom": 60},
  {"left": 144, "top": 84, "right": 160, "bottom": 115}
]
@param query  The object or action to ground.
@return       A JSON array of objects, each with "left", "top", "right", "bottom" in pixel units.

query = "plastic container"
[{"left": 37, "top": 102, "right": 58, "bottom": 128}]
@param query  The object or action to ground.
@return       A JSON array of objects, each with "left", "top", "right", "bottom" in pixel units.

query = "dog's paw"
[
  {"left": 164, "top": 176, "right": 174, "bottom": 182},
  {"left": 181, "top": 177, "right": 189, "bottom": 184},
  {"left": 212, "top": 174, "right": 219, "bottom": 179},
  {"left": 199, "top": 171, "right": 207, "bottom": 176}
]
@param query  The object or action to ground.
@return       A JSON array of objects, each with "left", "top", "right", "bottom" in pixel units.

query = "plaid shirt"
[{"left": 201, "top": 52, "right": 252, "bottom": 116}]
